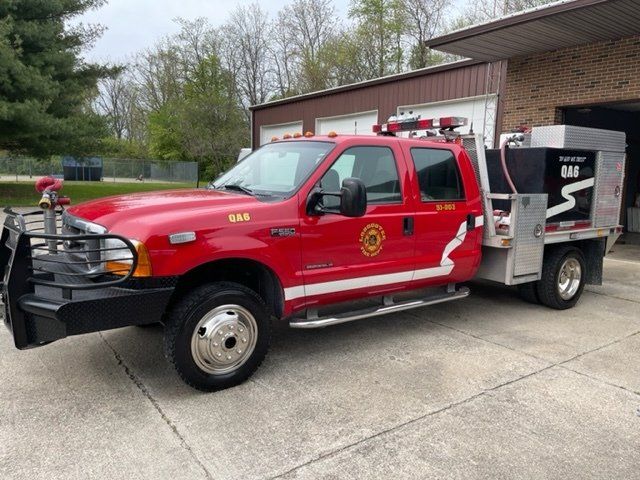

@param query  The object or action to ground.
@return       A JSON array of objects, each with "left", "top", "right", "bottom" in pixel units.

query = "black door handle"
[
  {"left": 403, "top": 216, "right": 414, "bottom": 236},
  {"left": 466, "top": 214, "right": 475, "bottom": 231}
]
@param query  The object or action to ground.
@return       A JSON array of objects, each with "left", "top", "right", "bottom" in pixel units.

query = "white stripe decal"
[
  {"left": 546, "top": 178, "right": 594, "bottom": 219},
  {"left": 305, "top": 270, "right": 414, "bottom": 298},
  {"left": 439, "top": 221, "right": 467, "bottom": 268},
  {"left": 285, "top": 217, "right": 478, "bottom": 301},
  {"left": 283, "top": 285, "right": 305, "bottom": 301},
  {"left": 412, "top": 265, "right": 453, "bottom": 281}
]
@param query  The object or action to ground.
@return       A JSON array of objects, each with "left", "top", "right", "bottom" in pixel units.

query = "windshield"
[{"left": 212, "top": 141, "right": 334, "bottom": 198}]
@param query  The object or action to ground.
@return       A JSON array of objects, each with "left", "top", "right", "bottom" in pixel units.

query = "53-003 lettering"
[{"left": 436, "top": 203, "right": 456, "bottom": 211}]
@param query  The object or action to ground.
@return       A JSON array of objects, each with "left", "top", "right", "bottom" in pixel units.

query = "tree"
[
  {"left": 348, "top": 0, "right": 407, "bottom": 78},
  {"left": 147, "top": 53, "right": 248, "bottom": 179},
  {"left": 220, "top": 4, "right": 273, "bottom": 113},
  {"left": 96, "top": 69, "right": 131, "bottom": 140},
  {"left": 133, "top": 42, "right": 183, "bottom": 113},
  {"left": 0, "top": 0, "right": 111, "bottom": 156},
  {"left": 173, "top": 17, "right": 219, "bottom": 79},
  {"left": 322, "top": 33, "right": 372, "bottom": 85},
  {"left": 401, "top": 0, "right": 448, "bottom": 69},
  {"left": 459, "top": 0, "right": 556, "bottom": 23},
  {"left": 287, "top": 0, "right": 338, "bottom": 91},
  {"left": 148, "top": 104, "right": 185, "bottom": 161},
  {"left": 269, "top": 11, "right": 301, "bottom": 98},
  {"left": 179, "top": 55, "right": 248, "bottom": 178},
  {"left": 91, "top": 18, "right": 247, "bottom": 176}
]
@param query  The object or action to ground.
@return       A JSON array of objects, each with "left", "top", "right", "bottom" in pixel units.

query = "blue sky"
[{"left": 74, "top": 0, "right": 467, "bottom": 63}]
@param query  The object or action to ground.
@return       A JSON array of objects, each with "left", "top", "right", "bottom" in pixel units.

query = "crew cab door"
[
  {"left": 297, "top": 141, "right": 416, "bottom": 306},
  {"left": 403, "top": 143, "right": 482, "bottom": 285}
]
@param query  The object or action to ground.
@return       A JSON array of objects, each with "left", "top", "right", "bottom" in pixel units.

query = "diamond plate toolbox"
[
  {"left": 593, "top": 151, "right": 626, "bottom": 227},
  {"left": 512, "top": 194, "right": 547, "bottom": 277},
  {"left": 531, "top": 125, "right": 626, "bottom": 153}
]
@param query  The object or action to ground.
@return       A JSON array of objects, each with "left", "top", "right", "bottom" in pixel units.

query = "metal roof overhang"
[{"left": 425, "top": 0, "right": 640, "bottom": 61}]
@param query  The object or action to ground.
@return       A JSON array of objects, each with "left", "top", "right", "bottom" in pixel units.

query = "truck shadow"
[{"left": 95, "top": 281, "right": 528, "bottom": 396}]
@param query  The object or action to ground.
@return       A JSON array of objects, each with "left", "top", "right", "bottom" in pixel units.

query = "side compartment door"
[
  {"left": 407, "top": 145, "right": 482, "bottom": 285},
  {"left": 297, "top": 143, "right": 416, "bottom": 306}
]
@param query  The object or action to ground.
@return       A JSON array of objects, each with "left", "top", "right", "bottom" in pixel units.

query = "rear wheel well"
[
  {"left": 544, "top": 238, "right": 605, "bottom": 285},
  {"left": 170, "top": 259, "right": 284, "bottom": 319}
]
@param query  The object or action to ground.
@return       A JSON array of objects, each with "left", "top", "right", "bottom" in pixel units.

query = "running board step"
[{"left": 289, "top": 286, "right": 470, "bottom": 329}]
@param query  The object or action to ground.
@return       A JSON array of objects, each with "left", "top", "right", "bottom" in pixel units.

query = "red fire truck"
[{"left": 0, "top": 118, "right": 625, "bottom": 391}]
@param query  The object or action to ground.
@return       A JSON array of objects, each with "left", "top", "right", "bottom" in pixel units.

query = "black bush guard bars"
[{"left": 0, "top": 208, "right": 175, "bottom": 349}]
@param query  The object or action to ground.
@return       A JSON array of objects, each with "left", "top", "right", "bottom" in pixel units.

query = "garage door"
[
  {"left": 398, "top": 96, "right": 497, "bottom": 147},
  {"left": 260, "top": 121, "right": 303, "bottom": 145},
  {"left": 316, "top": 110, "right": 378, "bottom": 136}
]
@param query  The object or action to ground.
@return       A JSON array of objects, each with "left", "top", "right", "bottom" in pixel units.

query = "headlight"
[{"left": 103, "top": 238, "right": 152, "bottom": 277}]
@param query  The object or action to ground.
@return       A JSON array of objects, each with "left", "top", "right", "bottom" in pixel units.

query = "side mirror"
[
  {"left": 306, "top": 177, "right": 367, "bottom": 217},
  {"left": 339, "top": 177, "right": 367, "bottom": 217}
]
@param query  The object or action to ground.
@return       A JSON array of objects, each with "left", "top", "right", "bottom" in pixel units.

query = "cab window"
[
  {"left": 410, "top": 148, "right": 465, "bottom": 201},
  {"left": 321, "top": 146, "right": 402, "bottom": 206}
]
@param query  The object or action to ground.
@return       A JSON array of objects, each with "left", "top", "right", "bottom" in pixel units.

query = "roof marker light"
[
  {"left": 327, "top": 131, "right": 338, "bottom": 138},
  {"left": 304, "top": 131, "right": 314, "bottom": 137},
  {"left": 271, "top": 136, "right": 279, "bottom": 142},
  {"left": 283, "top": 133, "right": 292, "bottom": 139},
  {"left": 293, "top": 132, "right": 302, "bottom": 138}
]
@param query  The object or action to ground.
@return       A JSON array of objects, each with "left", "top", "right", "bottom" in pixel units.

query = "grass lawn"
[{"left": 0, "top": 181, "right": 197, "bottom": 207}]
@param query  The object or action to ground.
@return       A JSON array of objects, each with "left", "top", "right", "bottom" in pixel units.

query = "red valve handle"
[{"left": 35, "top": 176, "right": 63, "bottom": 193}]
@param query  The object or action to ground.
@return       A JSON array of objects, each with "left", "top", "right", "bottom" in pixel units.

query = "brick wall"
[{"left": 502, "top": 35, "right": 640, "bottom": 130}]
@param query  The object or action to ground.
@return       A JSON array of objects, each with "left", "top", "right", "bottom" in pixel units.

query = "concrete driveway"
[{"left": 1, "top": 211, "right": 638, "bottom": 479}]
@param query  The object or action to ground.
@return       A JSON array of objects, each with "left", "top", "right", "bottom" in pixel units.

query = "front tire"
[
  {"left": 536, "top": 246, "right": 586, "bottom": 310},
  {"left": 163, "top": 282, "right": 271, "bottom": 391}
]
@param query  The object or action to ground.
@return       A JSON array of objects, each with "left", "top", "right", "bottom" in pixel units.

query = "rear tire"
[
  {"left": 163, "top": 282, "right": 271, "bottom": 392},
  {"left": 517, "top": 282, "right": 540, "bottom": 304},
  {"left": 536, "top": 246, "right": 586, "bottom": 310}
]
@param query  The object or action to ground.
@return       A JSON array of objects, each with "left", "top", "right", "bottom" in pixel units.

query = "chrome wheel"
[
  {"left": 557, "top": 257, "right": 581, "bottom": 301},
  {"left": 190, "top": 304, "right": 258, "bottom": 374}
]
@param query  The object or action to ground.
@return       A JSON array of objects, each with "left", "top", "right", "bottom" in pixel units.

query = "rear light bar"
[{"left": 373, "top": 116, "right": 468, "bottom": 134}]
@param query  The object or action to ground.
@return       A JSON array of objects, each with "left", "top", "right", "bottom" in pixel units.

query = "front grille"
[{"left": 61, "top": 215, "right": 104, "bottom": 272}]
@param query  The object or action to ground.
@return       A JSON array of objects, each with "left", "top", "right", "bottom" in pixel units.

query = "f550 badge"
[
  {"left": 359, "top": 223, "right": 386, "bottom": 257},
  {"left": 228, "top": 212, "right": 251, "bottom": 223}
]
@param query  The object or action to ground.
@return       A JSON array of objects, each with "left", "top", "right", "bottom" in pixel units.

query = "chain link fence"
[{"left": 0, "top": 156, "right": 199, "bottom": 184}]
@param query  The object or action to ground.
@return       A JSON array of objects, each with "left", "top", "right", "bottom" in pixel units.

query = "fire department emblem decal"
[{"left": 359, "top": 223, "right": 386, "bottom": 257}]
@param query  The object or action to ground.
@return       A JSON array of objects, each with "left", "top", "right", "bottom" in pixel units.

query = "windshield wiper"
[{"left": 220, "top": 184, "right": 254, "bottom": 196}]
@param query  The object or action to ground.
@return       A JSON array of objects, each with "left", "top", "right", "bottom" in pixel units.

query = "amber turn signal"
[{"left": 106, "top": 240, "right": 152, "bottom": 277}]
